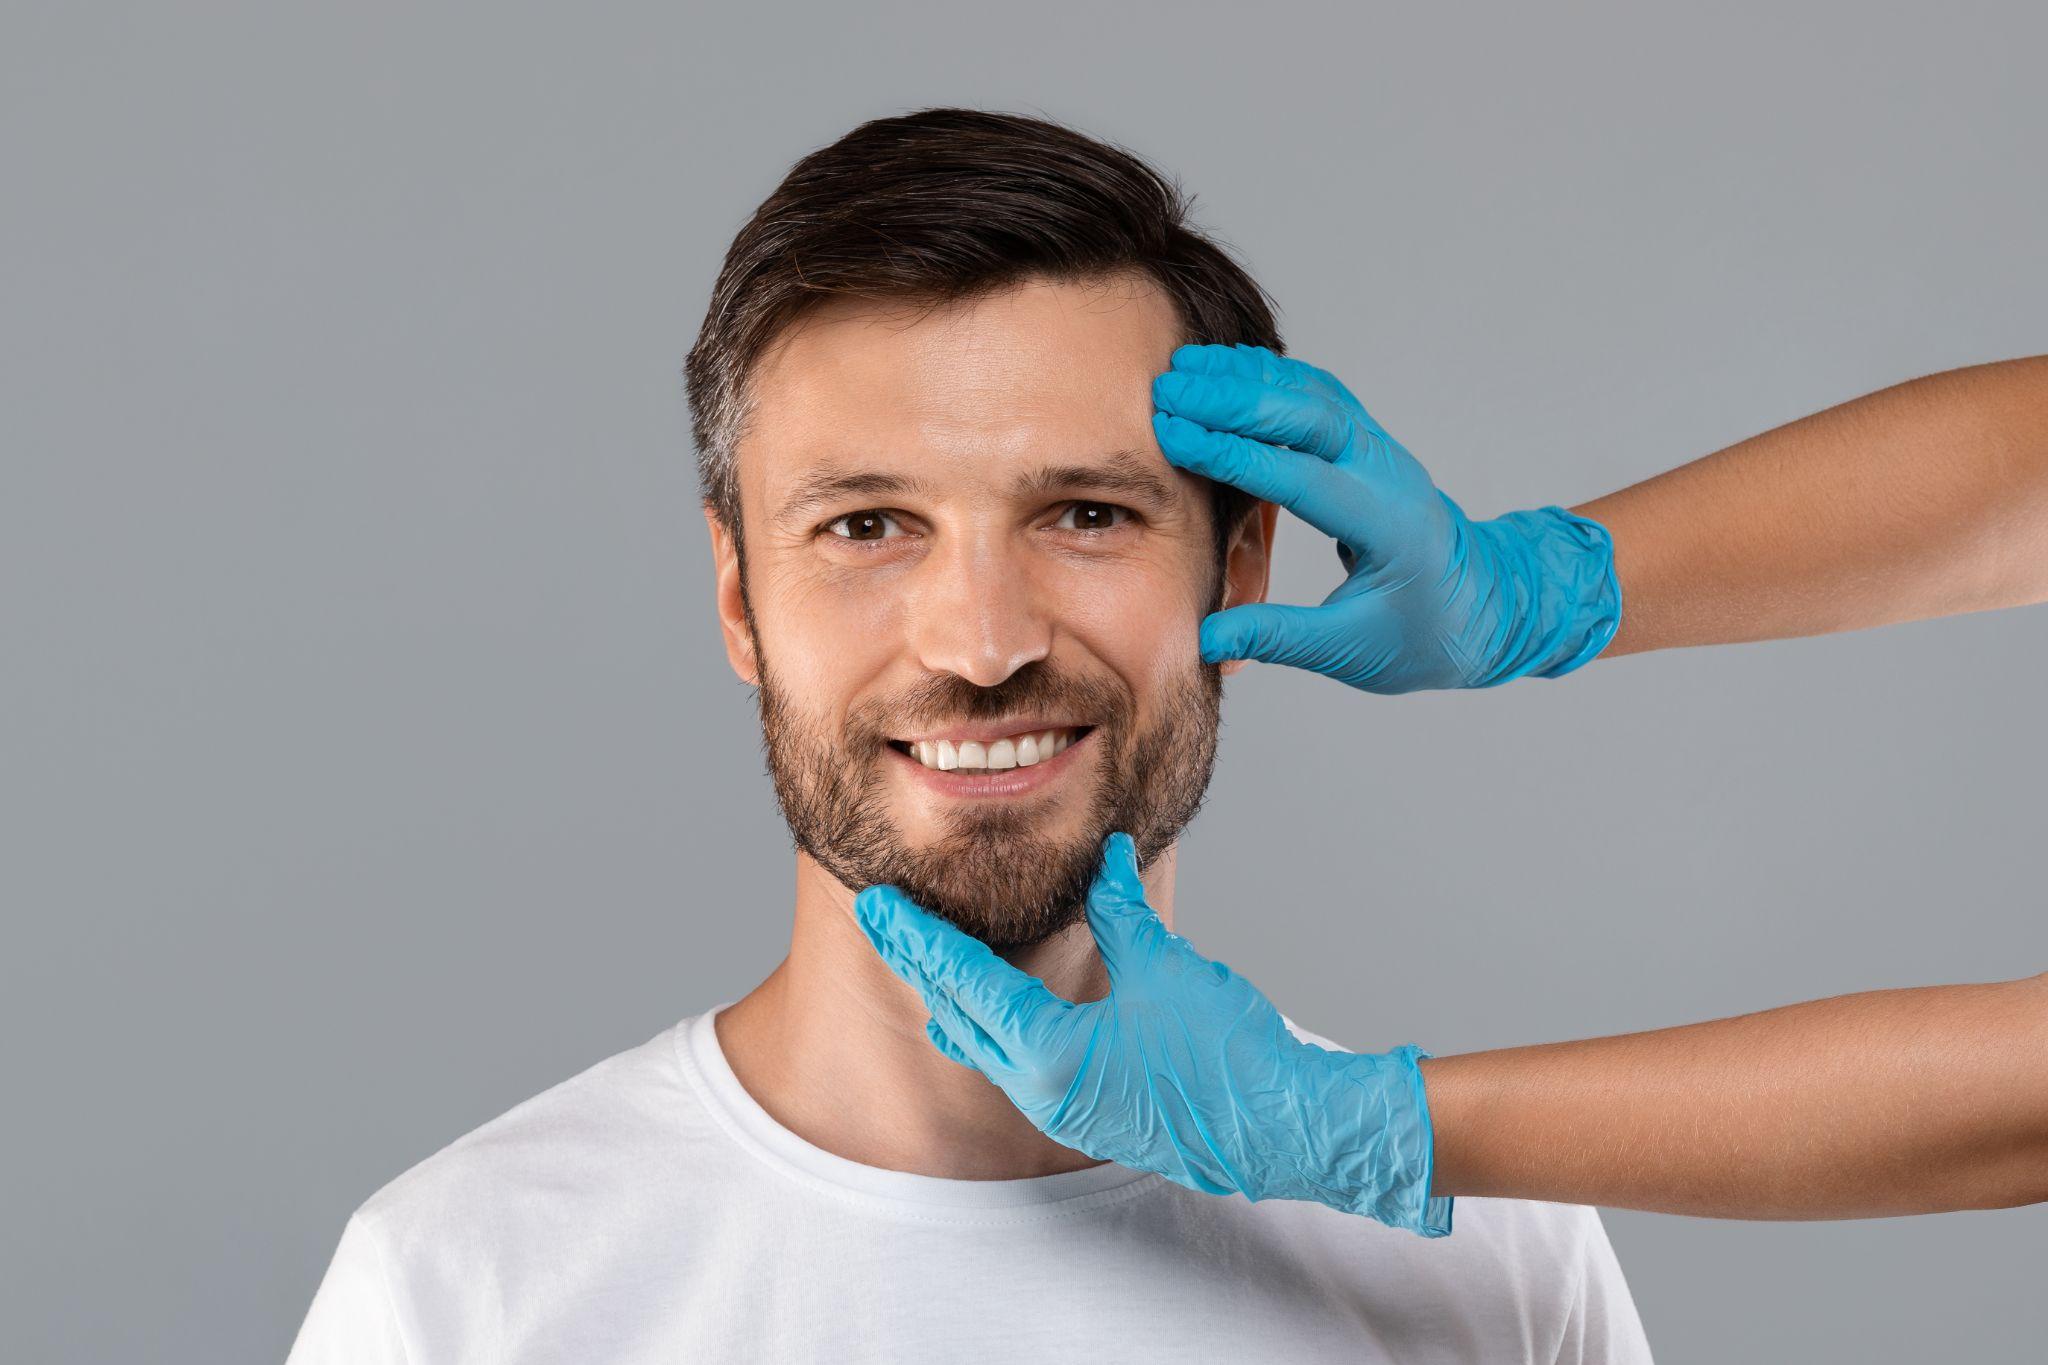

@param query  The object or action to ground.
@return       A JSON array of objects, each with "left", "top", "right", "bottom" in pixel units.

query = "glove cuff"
[
  {"left": 1475, "top": 505, "right": 1623, "bottom": 685},
  {"left": 1325, "top": 1044, "right": 1456, "bottom": 1237},
  {"left": 1385, "top": 1044, "right": 1456, "bottom": 1237}
]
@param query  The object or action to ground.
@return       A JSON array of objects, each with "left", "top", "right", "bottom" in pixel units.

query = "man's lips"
[{"left": 884, "top": 726, "right": 1097, "bottom": 798}]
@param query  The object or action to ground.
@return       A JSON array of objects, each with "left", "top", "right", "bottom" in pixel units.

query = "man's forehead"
[{"left": 750, "top": 277, "right": 1174, "bottom": 424}]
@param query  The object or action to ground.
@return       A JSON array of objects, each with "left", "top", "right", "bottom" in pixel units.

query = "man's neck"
[{"left": 714, "top": 845, "right": 1179, "bottom": 1181}]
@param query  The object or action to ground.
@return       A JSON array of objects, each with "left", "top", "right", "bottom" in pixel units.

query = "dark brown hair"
[{"left": 682, "top": 107, "right": 1283, "bottom": 561}]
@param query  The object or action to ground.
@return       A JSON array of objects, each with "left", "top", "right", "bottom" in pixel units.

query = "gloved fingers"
[
  {"left": 1169, "top": 343, "right": 1306, "bottom": 390},
  {"left": 1082, "top": 832, "right": 1163, "bottom": 977},
  {"left": 925, "top": 1016, "right": 982, "bottom": 1071},
  {"left": 1153, "top": 370, "right": 1350, "bottom": 461},
  {"left": 1153, "top": 413, "right": 1366, "bottom": 546},
  {"left": 920, "top": 972, "right": 1009, "bottom": 1071},
  {"left": 885, "top": 937, "right": 1002, "bottom": 1074},
  {"left": 1169, "top": 344, "right": 1328, "bottom": 402},
  {"left": 1199, "top": 601, "right": 1387, "bottom": 677},
  {"left": 1166, "top": 344, "right": 1395, "bottom": 439},
  {"left": 1169, "top": 343, "right": 1274, "bottom": 379},
  {"left": 871, "top": 920, "right": 1004, "bottom": 1074},
  {"left": 1267, "top": 355, "right": 1393, "bottom": 436},
  {"left": 853, "top": 883, "right": 1072, "bottom": 1061}
]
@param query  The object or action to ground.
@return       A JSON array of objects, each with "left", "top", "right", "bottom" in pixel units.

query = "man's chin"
[{"left": 837, "top": 831, "right": 1104, "bottom": 952}]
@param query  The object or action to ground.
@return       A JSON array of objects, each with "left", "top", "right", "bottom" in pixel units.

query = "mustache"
[{"left": 844, "top": 659, "right": 1133, "bottom": 743}]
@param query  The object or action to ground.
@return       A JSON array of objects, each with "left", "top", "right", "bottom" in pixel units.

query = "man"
[{"left": 287, "top": 108, "right": 1650, "bottom": 1362}]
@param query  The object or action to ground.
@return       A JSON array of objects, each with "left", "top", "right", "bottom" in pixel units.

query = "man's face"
[{"left": 711, "top": 272, "right": 1266, "bottom": 950}]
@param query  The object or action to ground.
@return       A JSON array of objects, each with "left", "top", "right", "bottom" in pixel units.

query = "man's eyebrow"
[
  {"left": 773, "top": 467, "right": 936, "bottom": 529},
  {"left": 772, "top": 448, "right": 1181, "bottom": 529},
  {"left": 1014, "top": 449, "right": 1180, "bottom": 512}
]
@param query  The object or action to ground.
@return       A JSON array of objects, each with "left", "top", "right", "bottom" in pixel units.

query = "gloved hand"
[
  {"left": 1152, "top": 343, "right": 1622, "bottom": 692},
  {"left": 852, "top": 832, "right": 1453, "bottom": 1235}
]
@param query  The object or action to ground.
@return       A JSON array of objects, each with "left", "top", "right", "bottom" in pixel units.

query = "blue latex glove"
[
  {"left": 852, "top": 832, "right": 1453, "bottom": 1235},
  {"left": 1152, "top": 344, "right": 1622, "bottom": 691}
]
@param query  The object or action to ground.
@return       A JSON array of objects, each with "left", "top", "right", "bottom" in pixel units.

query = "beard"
[{"left": 753, "top": 646, "right": 1224, "bottom": 953}]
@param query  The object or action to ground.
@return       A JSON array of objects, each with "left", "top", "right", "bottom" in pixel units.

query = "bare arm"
[
  {"left": 1449, "top": 362, "right": 2048, "bottom": 1218},
  {"left": 1574, "top": 357, "right": 2048, "bottom": 656},
  {"left": 1157, "top": 351, "right": 2048, "bottom": 1222},
  {"left": 1418, "top": 972, "right": 2048, "bottom": 1218}
]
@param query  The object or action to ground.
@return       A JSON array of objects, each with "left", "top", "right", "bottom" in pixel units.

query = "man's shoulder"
[
  {"left": 295, "top": 1015, "right": 730, "bottom": 1356},
  {"left": 351, "top": 1015, "right": 703, "bottom": 1247}
]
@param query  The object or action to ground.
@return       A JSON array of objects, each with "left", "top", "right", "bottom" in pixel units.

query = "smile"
[
  {"left": 886, "top": 725, "right": 1090, "bottom": 772},
  {"left": 885, "top": 725, "right": 1097, "bottom": 797}
]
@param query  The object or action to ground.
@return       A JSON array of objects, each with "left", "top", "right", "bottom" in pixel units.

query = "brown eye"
[
  {"left": 825, "top": 510, "right": 900, "bottom": 542},
  {"left": 1057, "top": 501, "right": 1131, "bottom": 532}
]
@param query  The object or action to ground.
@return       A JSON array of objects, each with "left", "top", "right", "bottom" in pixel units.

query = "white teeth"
[{"left": 904, "top": 727, "right": 1082, "bottom": 772}]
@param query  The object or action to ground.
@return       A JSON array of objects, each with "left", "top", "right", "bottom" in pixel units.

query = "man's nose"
[{"left": 903, "top": 531, "right": 1054, "bottom": 687}]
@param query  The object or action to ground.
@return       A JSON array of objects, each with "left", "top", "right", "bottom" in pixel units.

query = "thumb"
[
  {"left": 1084, "top": 832, "right": 1163, "bottom": 982},
  {"left": 1200, "top": 602, "right": 1346, "bottom": 671}
]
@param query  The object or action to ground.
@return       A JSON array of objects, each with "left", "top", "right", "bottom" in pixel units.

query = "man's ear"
[
  {"left": 1216, "top": 500, "right": 1281, "bottom": 678},
  {"left": 704, "top": 505, "right": 760, "bottom": 686}
]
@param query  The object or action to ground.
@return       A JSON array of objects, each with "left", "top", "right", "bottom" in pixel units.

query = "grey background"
[{"left": 4, "top": 3, "right": 2043, "bottom": 1361}]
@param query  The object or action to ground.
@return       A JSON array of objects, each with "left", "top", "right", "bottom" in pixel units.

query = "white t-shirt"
[{"left": 288, "top": 1002, "right": 1653, "bottom": 1363}]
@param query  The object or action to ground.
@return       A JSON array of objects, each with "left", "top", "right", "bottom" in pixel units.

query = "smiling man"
[
  {"left": 287, "top": 108, "right": 1651, "bottom": 1363},
  {"left": 730, "top": 275, "right": 1240, "bottom": 957}
]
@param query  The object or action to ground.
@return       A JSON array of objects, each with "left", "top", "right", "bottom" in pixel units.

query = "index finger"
[{"left": 853, "top": 885, "right": 1073, "bottom": 1064}]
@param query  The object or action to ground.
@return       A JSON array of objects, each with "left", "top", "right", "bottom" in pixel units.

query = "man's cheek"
[
  {"left": 1128, "top": 561, "right": 1213, "bottom": 653},
  {"left": 1054, "top": 550, "right": 1202, "bottom": 625},
  {"left": 758, "top": 597, "right": 905, "bottom": 686}
]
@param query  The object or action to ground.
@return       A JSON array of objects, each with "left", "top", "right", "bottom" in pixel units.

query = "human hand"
[
  {"left": 1152, "top": 344, "right": 1621, "bottom": 691},
  {"left": 852, "top": 832, "right": 1452, "bottom": 1234}
]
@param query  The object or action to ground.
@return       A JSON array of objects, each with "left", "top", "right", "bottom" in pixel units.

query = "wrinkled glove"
[
  {"left": 1152, "top": 343, "right": 1621, "bottom": 692},
  {"left": 853, "top": 832, "right": 1452, "bottom": 1235}
]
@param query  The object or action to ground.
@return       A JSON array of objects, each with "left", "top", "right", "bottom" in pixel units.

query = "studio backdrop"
[{"left": 3, "top": 4, "right": 2043, "bottom": 1362}]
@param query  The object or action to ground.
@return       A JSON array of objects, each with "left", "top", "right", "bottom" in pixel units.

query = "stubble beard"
[{"left": 753, "top": 650, "right": 1223, "bottom": 952}]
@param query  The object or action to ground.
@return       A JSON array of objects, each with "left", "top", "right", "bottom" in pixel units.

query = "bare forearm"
[
  {"left": 1573, "top": 357, "right": 2048, "bottom": 657},
  {"left": 1419, "top": 973, "right": 2048, "bottom": 1219}
]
